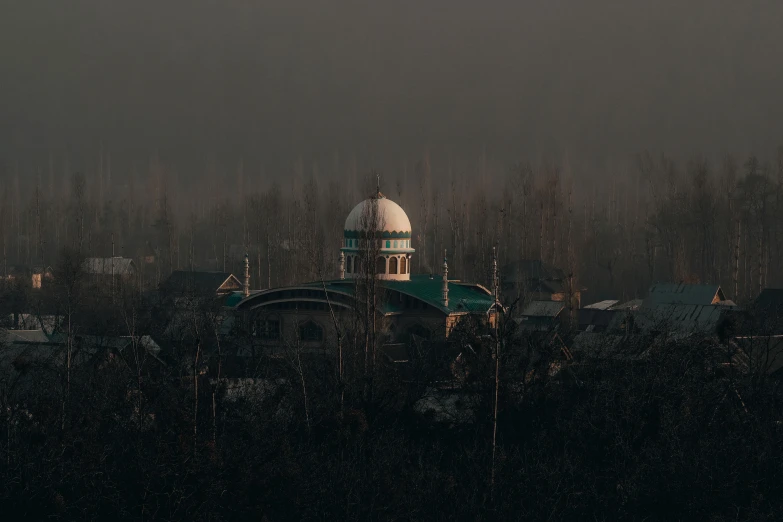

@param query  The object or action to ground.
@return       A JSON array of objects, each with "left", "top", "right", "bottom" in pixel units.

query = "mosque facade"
[{"left": 234, "top": 190, "right": 499, "bottom": 355}]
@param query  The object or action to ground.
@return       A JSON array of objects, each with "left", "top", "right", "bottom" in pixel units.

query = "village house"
[
  {"left": 500, "top": 259, "right": 584, "bottom": 312},
  {"left": 82, "top": 257, "right": 137, "bottom": 293}
]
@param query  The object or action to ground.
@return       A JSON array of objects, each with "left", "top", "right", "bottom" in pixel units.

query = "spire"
[
  {"left": 371, "top": 172, "right": 384, "bottom": 199},
  {"left": 243, "top": 252, "right": 250, "bottom": 297},
  {"left": 492, "top": 246, "right": 499, "bottom": 304},
  {"left": 442, "top": 249, "right": 449, "bottom": 308},
  {"left": 339, "top": 251, "right": 345, "bottom": 280}
]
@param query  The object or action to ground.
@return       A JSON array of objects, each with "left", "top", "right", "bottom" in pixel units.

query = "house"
[
  {"left": 1, "top": 264, "right": 53, "bottom": 289},
  {"left": 161, "top": 270, "right": 242, "bottom": 301},
  {"left": 578, "top": 308, "right": 617, "bottom": 332},
  {"left": 500, "top": 260, "right": 583, "bottom": 310},
  {"left": 82, "top": 257, "right": 137, "bottom": 292},
  {"left": 578, "top": 299, "right": 641, "bottom": 332},
  {"left": 752, "top": 288, "right": 783, "bottom": 334},
  {"left": 516, "top": 300, "right": 565, "bottom": 331},
  {"left": 643, "top": 282, "right": 728, "bottom": 307},
  {"left": 631, "top": 283, "right": 735, "bottom": 336}
]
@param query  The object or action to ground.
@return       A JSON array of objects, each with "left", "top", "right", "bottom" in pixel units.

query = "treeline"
[{"left": 2, "top": 148, "right": 783, "bottom": 299}]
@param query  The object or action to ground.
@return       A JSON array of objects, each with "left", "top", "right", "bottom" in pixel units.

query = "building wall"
[{"left": 245, "top": 303, "right": 457, "bottom": 356}]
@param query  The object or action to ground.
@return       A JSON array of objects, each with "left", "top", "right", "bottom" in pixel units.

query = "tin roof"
[
  {"left": 236, "top": 275, "right": 496, "bottom": 316},
  {"left": 82, "top": 257, "right": 135, "bottom": 275},
  {"left": 643, "top": 283, "right": 725, "bottom": 307}
]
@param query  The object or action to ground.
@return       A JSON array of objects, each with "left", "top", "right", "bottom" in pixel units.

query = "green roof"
[
  {"left": 224, "top": 292, "right": 245, "bottom": 308},
  {"left": 300, "top": 275, "right": 495, "bottom": 315}
]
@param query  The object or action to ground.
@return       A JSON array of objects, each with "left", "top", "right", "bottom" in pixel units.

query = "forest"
[{"left": 2, "top": 148, "right": 783, "bottom": 302}]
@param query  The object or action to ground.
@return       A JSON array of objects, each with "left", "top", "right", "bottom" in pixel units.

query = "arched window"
[
  {"left": 376, "top": 256, "right": 387, "bottom": 274},
  {"left": 346, "top": 256, "right": 352, "bottom": 274},
  {"left": 389, "top": 256, "right": 398, "bottom": 274},
  {"left": 393, "top": 240, "right": 398, "bottom": 248},
  {"left": 386, "top": 240, "right": 391, "bottom": 248},
  {"left": 299, "top": 321, "right": 323, "bottom": 342},
  {"left": 255, "top": 317, "right": 281, "bottom": 340},
  {"left": 400, "top": 256, "right": 407, "bottom": 275}
]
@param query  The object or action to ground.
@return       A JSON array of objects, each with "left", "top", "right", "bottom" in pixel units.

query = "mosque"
[{"left": 234, "top": 189, "right": 500, "bottom": 356}]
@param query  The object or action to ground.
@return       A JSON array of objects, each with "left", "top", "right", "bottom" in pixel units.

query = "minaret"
[
  {"left": 442, "top": 249, "right": 449, "bottom": 308},
  {"left": 243, "top": 252, "right": 250, "bottom": 297},
  {"left": 492, "top": 246, "right": 499, "bottom": 304},
  {"left": 339, "top": 251, "right": 345, "bottom": 280}
]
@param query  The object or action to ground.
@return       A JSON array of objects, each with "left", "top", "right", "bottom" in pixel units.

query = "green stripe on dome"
[{"left": 344, "top": 230, "right": 412, "bottom": 239}]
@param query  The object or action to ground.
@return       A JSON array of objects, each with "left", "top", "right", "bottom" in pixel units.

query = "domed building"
[
  {"left": 234, "top": 188, "right": 499, "bottom": 357},
  {"left": 341, "top": 191, "right": 415, "bottom": 281}
]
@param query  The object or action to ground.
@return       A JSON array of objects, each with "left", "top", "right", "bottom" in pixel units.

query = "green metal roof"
[
  {"left": 643, "top": 283, "right": 725, "bottom": 307},
  {"left": 224, "top": 292, "right": 245, "bottom": 308},
  {"left": 299, "top": 275, "right": 495, "bottom": 315}
]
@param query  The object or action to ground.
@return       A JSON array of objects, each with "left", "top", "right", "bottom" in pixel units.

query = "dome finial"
[{"left": 371, "top": 171, "right": 384, "bottom": 199}]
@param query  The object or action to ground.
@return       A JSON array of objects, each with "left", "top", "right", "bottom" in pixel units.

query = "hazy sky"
[{"left": 2, "top": 0, "right": 782, "bottom": 177}]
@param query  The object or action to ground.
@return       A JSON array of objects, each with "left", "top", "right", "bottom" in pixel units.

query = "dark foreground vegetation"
[{"left": 1, "top": 292, "right": 781, "bottom": 521}]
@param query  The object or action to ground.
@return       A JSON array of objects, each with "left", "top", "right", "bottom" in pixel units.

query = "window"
[
  {"left": 256, "top": 319, "right": 280, "bottom": 340},
  {"left": 299, "top": 321, "right": 323, "bottom": 342},
  {"left": 393, "top": 240, "right": 398, "bottom": 248},
  {"left": 346, "top": 256, "right": 352, "bottom": 274},
  {"left": 400, "top": 256, "right": 407, "bottom": 275},
  {"left": 386, "top": 240, "right": 391, "bottom": 248},
  {"left": 376, "top": 256, "right": 387, "bottom": 274},
  {"left": 389, "top": 256, "right": 398, "bottom": 274}
]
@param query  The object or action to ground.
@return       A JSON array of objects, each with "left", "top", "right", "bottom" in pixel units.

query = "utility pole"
[{"left": 490, "top": 245, "right": 501, "bottom": 502}]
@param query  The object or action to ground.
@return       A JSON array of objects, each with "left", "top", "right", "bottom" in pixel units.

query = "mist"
[{"left": 2, "top": 0, "right": 782, "bottom": 177}]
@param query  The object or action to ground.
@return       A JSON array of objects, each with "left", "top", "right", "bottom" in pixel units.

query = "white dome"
[{"left": 344, "top": 194, "right": 412, "bottom": 234}]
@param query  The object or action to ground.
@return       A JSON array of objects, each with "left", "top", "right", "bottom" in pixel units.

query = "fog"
[{"left": 2, "top": 0, "right": 782, "bottom": 177}]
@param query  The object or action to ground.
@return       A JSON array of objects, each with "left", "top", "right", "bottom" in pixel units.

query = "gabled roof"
[
  {"left": 611, "top": 299, "right": 643, "bottom": 311},
  {"left": 5, "top": 329, "right": 50, "bottom": 343},
  {"left": 635, "top": 303, "right": 732, "bottom": 334},
  {"left": 643, "top": 283, "right": 725, "bottom": 308},
  {"left": 578, "top": 308, "right": 617, "bottom": 329},
  {"left": 756, "top": 289, "right": 783, "bottom": 312},
  {"left": 584, "top": 300, "right": 620, "bottom": 310},
  {"left": 521, "top": 300, "right": 565, "bottom": 318},
  {"left": 162, "top": 271, "right": 241, "bottom": 297},
  {"left": 83, "top": 257, "right": 135, "bottom": 275}
]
